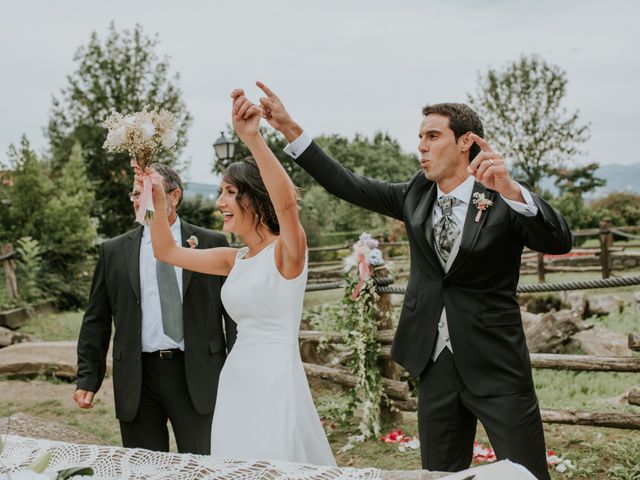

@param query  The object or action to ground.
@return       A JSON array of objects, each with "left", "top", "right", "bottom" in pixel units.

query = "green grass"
[
  {"left": 19, "top": 310, "right": 84, "bottom": 341},
  {"left": 3, "top": 277, "right": 639, "bottom": 478},
  {"left": 310, "top": 382, "right": 640, "bottom": 479},
  {"left": 589, "top": 309, "right": 640, "bottom": 335},
  {"left": 534, "top": 370, "right": 638, "bottom": 411}
]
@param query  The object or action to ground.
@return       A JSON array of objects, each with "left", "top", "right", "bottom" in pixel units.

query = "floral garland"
[{"left": 338, "top": 233, "right": 387, "bottom": 450}]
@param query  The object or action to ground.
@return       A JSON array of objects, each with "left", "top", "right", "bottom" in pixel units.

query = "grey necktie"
[
  {"left": 433, "top": 195, "right": 461, "bottom": 263},
  {"left": 156, "top": 260, "right": 183, "bottom": 342}
]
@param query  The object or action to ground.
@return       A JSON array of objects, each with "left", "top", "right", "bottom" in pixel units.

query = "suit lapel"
[
  {"left": 181, "top": 222, "right": 194, "bottom": 298},
  {"left": 409, "top": 183, "right": 443, "bottom": 273},
  {"left": 447, "top": 182, "right": 495, "bottom": 275},
  {"left": 125, "top": 226, "right": 144, "bottom": 301}
]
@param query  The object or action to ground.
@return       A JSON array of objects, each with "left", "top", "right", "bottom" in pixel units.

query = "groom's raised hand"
[
  {"left": 256, "top": 81, "right": 303, "bottom": 143},
  {"left": 467, "top": 133, "right": 525, "bottom": 203}
]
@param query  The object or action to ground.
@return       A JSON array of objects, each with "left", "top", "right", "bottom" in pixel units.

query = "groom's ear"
[{"left": 458, "top": 132, "right": 474, "bottom": 153}]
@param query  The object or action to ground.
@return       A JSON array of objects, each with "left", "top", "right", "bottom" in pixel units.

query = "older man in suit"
[
  {"left": 74, "top": 163, "right": 235, "bottom": 454},
  {"left": 255, "top": 82, "right": 572, "bottom": 479}
]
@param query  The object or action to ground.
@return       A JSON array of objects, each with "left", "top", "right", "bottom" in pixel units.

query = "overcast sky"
[{"left": 1, "top": 0, "right": 638, "bottom": 185}]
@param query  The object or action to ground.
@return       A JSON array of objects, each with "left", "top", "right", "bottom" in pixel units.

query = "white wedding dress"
[{"left": 211, "top": 241, "right": 336, "bottom": 466}]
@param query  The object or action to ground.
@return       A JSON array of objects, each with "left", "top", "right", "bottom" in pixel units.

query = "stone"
[
  {"left": 570, "top": 326, "right": 634, "bottom": 356},
  {"left": 522, "top": 309, "right": 584, "bottom": 353},
  {"left": 561, "top": 291, "right": 587, "bottom": 319},
  {"left": 0, "top": 306, "right": 30, "bottom": 329},
  {"left": 585, "top": 294, "right": 624, "bottom": 317},
  {"left": 0, "top": 325, "right": 32, "bottom": 348},
  {"left": 0, "top": 340, "right": 112, "bottom": 379}
]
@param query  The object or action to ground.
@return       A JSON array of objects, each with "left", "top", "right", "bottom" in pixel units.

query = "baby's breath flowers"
[{"left": 103, "top": 106, "right": 178, "bottom": 224}]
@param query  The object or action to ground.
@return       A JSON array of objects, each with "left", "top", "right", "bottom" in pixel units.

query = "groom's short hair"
[
  {"left": 422, "top": 103, "right": 484, "bottom": 163},
  {"left": 151, "top": 162, "right": 184, "bottom": 208}
]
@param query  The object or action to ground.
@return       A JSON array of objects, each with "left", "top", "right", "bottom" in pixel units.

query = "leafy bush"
[{"left": 589, "top": 191, "right": 640, "bottom": 226}]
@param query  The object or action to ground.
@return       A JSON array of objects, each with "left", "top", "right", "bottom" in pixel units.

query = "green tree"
[
  {"left": 589, "top": 192, "right": 640, "bottom": 226},
  {"left": 551, "top": 163, "right": 606, "bottom": 196},
  {"left": 468, "top": 55, "right": 590, "bottom": 192},
  {"left": 1, "top": 136, "right": 53, "bottom": 243},
  {"left": 301, "top": 132, "right": 418, "bottom": 245},
  {"left": 1, "top": 139, "right": 97, "bottom": 308},
  {"left": 179, "top": 196, "right": 224, "bottom": 231},
  {"left": 547, "top": 163, "right": 607, "bottom": 233},
  {"left": 215, "top": 128, "right": 417, "bottom": 245},
  {"left": 548, "top": 193, "right": 601, "bottom": 231},
  {"left": 42, "top": 143, "right": 97, "bottom": 308},
  {"left": 47, "top": 23, "right": 192, "bottom": 238}
]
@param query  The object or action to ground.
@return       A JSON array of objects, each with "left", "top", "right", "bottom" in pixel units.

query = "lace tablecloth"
[{"left": 0, "top": 435, "right": 383, "bottom": 480}]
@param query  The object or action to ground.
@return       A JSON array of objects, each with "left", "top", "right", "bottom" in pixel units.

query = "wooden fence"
[
  {"left": 301, "top": 268, "right": 640, "bottom": 430},
  {"left": 308, "top": 223, "right": 640, "bottom": 282}
]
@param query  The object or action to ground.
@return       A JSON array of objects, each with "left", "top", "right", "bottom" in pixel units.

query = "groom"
[
  {"left": 74, "top": 163, "right": 235, "bottom": 454},
  {"left": 256, "top": 83, "right": 572, "bottom": 479}
]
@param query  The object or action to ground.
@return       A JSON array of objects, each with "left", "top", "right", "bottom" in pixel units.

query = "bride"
[{"left": 148, "top": 89, "right": 336, "bottom": 466}]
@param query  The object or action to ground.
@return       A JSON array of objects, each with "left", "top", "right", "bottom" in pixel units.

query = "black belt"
[{"left": 142, "top": 349, "right": 183, "bottom": 360}]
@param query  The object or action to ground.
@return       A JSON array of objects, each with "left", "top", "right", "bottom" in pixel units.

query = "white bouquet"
[{"left": 103, "top": 106, "right": 178, "bottom": 224}]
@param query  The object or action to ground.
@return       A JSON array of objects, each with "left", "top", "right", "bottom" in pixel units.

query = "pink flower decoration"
[{"left": 186, "top": 235, "right": 199, "bottom": 249}]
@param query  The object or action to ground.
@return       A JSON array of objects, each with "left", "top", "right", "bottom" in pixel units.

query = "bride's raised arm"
[
  {"left": 231, "top": 89, "right": 306, "bottom": 279},
  {"left": 148, "top": 182, "right": 236, "bottom": 276}
]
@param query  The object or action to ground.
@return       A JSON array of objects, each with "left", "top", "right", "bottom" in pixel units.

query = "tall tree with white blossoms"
[
  {"left": 468, "top": 54, "right": 590, "bottom": 192},
  {"left": 47, "top": 23, "right": 191, "bottom": 237}
]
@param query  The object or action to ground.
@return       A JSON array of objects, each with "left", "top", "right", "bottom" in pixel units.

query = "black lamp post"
[
  {"left": 212, "top": 131, "right": 237, "bottom": 245},
  {"left": 213, "top": 131, "right": 236, "bottom": 163}
]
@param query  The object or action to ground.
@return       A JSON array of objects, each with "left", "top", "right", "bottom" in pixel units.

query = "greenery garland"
[{"left": 335, "top": 233, "right": 387, "bottom": 450}]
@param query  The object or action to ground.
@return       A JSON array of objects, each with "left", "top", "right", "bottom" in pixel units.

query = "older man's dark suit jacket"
[
  {"left": 76, "top": 221, "right": 236, "bottom": 421},
  {"left": 294, "top": 141, "right": 573, "bottom": 396}
]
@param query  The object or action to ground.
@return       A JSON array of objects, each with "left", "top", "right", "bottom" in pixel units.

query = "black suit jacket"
[
  {"left": 295, "top": 141, "right": 573, "bottom": 396},
  {"left": 76, "top": 221, "right": 236, "bottom": 421}
]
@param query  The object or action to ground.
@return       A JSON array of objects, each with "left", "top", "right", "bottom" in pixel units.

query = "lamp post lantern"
[{"left": 213, "top": 131, "right": 236, "bottom": 162}]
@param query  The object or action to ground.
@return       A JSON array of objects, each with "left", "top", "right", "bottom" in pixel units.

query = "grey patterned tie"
[
  {"left": 433, "top": 195, "right": 461, "bottom": 263},
  {"left": 156, "top": 260, "right": 183, "bottom": 342}
]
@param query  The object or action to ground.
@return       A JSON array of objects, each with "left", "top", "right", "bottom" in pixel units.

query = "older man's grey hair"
[{"left": 151, "top": 163, "right": 184, "bottom": 208}]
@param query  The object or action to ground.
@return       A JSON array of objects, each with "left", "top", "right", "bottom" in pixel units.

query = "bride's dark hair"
[{"left": 223, "top": 157, "right": 280, "bottom": 236}]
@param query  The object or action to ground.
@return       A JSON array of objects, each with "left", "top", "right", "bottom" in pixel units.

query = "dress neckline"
[{"left": 238, "top": 239, "right": 278, "bottom": 261}]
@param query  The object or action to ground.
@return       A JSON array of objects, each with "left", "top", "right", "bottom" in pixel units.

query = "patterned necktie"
[
  {"left": 433, "top": 195, "right": 461, "bottom": 263},
  {"left": 156, "top": 260, "right": 183, "bottom": 342}
]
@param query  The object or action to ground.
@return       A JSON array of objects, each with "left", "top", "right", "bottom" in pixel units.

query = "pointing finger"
[
  {"left": 468, "top": 133, "right": 493, "bottom": 153},
  {"left": 256, "top": 81, "right": 276, "bottom": 98}
]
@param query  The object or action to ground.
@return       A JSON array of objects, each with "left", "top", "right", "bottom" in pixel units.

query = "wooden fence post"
[
  {"left": 536, "top": 252, "right": 546, "bottom": 283},
  {"left": 372, "top": 266, "right": 403, "bottom": 424},
  {"left": 1, "top": 244, "right": 19, "bottom": 300},
  {"left": 599, "top": 218, "right": 613, "bottom": 279}
]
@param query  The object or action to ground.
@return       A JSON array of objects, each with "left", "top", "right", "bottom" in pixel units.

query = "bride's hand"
[
  {"left": 231, "top": 89, "right": 261, "bottom": 142},
  {"left": 141, "top": 168, "right": 167, "bottom": 213}
]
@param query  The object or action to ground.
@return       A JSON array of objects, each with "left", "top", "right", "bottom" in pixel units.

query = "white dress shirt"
[
  {"left": 284, "top": 132, "right": 540, "bottom": 361},
  {"left": 140, "top": 216, "right": 184, "bottom": 352}
]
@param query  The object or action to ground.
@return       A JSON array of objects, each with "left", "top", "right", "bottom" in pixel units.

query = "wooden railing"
[
  {"left": 308, "top": 224, "right": 640, "bottom": 282},
  {"left": 302, "top": 269, "right": 640, "bottom": 430}
]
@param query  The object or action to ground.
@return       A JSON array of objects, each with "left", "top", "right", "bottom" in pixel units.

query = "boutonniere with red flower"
[
  {"left": 186, "top": 235, "right": 199, "bottom": 249},
  {"left": 472, "top": 192, "right": 494, "bottom": 223}
]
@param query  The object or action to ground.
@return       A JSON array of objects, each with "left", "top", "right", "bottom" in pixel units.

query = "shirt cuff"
[
  {"left": 501, "top": 183, "right": 538, "bottom": 217},
  {"left": 283, "top": 132, "right": 312, "bottom": 159}
]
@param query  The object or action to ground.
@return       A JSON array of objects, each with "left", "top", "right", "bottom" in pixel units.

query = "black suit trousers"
[
  {"left": 418, "top": 349, "right": 551, "bottom": 480},
  {"left": 119, "top": 353, "right": 213, "bottom": 454}
]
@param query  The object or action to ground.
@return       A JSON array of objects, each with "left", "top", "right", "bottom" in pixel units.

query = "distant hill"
[
  {"left": 592, "top": 163, "right": 640, "bottom": 196},
  {"left": 539, "top": 163, "right": 640, "bottom": 198}
]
